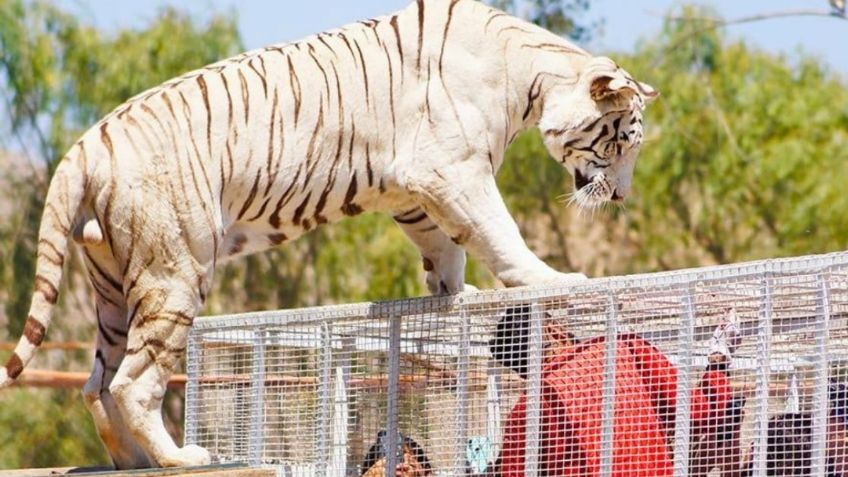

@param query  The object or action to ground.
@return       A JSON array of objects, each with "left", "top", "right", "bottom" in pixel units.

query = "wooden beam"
[
  {"left": 0, "top": 341, "right": 93, "bottom": 351},
  {"left": 0, "top": 463, "right": 273, "bottom": 476},
  {"left": 9, "top": 369, "right": 187, "bottom": 390}
]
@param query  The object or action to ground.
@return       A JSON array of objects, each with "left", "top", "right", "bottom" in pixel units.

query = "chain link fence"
[{"left": 185, "top": 251, "right": 848, "bottom": 477}]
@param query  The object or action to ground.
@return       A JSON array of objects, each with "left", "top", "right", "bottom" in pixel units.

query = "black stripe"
[
  {"left": 353, "top": 39, "right": 371, "bottom": 109},
  {"left": 264, "top": 87, "right": 280, "bottom": 197},
  {"left": 390, "top": 16, "right": 404, "bottom": 71},
  {"left": 365, "top": 142, "right": 374, "bottom": 187},
  {"left": 307, "top": 44, "right": 331, "bottom": 99},
  {"left": 287, "top": 56, "right": 302, "bottom": 125},
  {"left": 247, "top": 197, "right": 271, "bottom": 222},
  {"left": 97, "top": 316, "right": 119, "bottom": 347},
  {"left": 380, "top": 41, "right": 397, "bottom": 159},
  {"left": 89, "top": 272, "right": 122, "bottom": 309},
  {"left": 247, "top": 58, "right": 268, "bottom": 97},
  {"left": 269, "top": 165, "right": 302, "bottom": 229},
  {"left": 394, "top": 211, "right": 428, "bottom": 224},
  {"left": 341, "top": 172, "right": 362, "bottom": 216},
  {"left": 292, "top": 192, "right": 312, "bottom": 226},
  {"left": 416, "top": 0, "right": 425, "bottom": 71},
  {"left": 337, "top": 33, "right": 359, "bottom": 67},
  {"left": 588, "top": 124, "right": 610, "bottom": 149},
  {"left": 316, "top": 34, "right": 339, "bottom": 59},
  {"left": 438, "top": 0, "right": 460, "bottom": 76},
  {"left": 196, "top": 75, "right": 212, "bottom": 157},
  {"left": 34, "top": 274, "right": 58, "bottom": 305},
  {"left": 237, "top": 169, "right": 262, "bottom": 220},
  {"left": 238, "top": 69, "right": 250, "bottom": 124}
]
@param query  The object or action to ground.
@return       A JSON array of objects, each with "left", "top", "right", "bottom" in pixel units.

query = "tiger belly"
[
  {"left": 217, "top": 226, "right": 295, "bottom": 261},
  {"left": 216, "top": 179, "right": 415, "bottom": 262}
]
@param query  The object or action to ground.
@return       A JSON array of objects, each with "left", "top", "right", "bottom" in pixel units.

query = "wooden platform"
[{"left": 1, "top": 463, "right": 274, "bottom": 477}]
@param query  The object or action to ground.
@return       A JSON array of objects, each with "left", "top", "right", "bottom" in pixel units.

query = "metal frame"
[{"left": 185, "top": 251, "right": 848, "bottom": 476}]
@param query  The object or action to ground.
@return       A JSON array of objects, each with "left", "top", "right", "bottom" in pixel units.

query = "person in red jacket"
[{"left": 487, "top": 307, "right": 744, "bottom": 477}]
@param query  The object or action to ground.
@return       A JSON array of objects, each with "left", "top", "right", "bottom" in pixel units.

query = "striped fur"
[{"left": 0, "top": 0, "right": 655, "bottom": 468}]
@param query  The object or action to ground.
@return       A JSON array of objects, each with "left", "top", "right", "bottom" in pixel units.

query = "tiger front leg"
[
  {"left": 393, "top": 207, "right": 476, "bottom": 295},
  {"left": 403, "top": 161, "right": 586, "bottom": 288}
]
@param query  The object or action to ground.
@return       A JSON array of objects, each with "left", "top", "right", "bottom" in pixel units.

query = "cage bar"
[
  {"left": 384, "top": 315, "right": 402, "bottom": 477},
  {"left": 810, "top": 273, "right": 831, "bottom": 476},
  {"left": 752, "top": 273, "right": 773, "bottom": 477},
  {"left": 599, "top": 293, "right": 618, "bottom": 477},
  {"left": 522, "top": 302, "right": 544, "bottom": 477},
  {"left": 673, "top": 285, "right": 695, "bottom": 477},
  {"left": 249, "top": 330, "right": 266, "bottom": 467}
]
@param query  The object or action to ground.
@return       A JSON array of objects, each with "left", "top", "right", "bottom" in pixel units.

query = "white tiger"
[{"left": 0, "top": 0, "right": 656, "bottom": 469}]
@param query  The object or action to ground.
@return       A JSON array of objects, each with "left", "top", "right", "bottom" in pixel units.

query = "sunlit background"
[
  {"left": 1, "top": 0, "right": 846, "bottom": 470},
  {"left": 54, "top": 0, "right": 847, "bottom": 72}
]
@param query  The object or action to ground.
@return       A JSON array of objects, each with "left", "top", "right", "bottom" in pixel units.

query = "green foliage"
[
  {"left": 617, "top": 5, "right": 848, "bottom": 268},
  {"left": 487, "top": 0, "right": 596, "bottom": 40},
  {"left": 0, "top": 389, "right": 107, "bottom": 468}
]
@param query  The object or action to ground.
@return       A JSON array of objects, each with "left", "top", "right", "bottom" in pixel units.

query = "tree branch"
[
  {"left": 658, "top": 9, "right": 847, "bottom": 27},
  {"left": 651, "top": 8, "right": 847, "bottom": 62}
]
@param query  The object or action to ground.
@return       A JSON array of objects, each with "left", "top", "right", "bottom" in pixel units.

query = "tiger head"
[{"left": 539, "top": 56, "right": 658, "bottom": 209}]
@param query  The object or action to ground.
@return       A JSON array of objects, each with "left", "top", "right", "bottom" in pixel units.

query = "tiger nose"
[
  {"left": 611, "top": 188, "right": 625, "bottom": 202},
  {"left": 574, "top": 169, "right": 591, "bottom": 190}
]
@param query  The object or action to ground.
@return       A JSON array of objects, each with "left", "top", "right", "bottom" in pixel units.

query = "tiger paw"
[
  {"left": 556, "top": 272, "right": 588, "bottom": 283},
  {"left": 158, "top": 444, "right": 211, "bottom": 468},
  {"left": 533, "top": 271, "right": 589, "bottom": 285},
  {"left": 422, "top": 248, "right": 467, "bottom": 296}
]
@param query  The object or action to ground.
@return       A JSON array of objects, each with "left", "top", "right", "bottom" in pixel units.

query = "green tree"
[
  {"left": 618, "top": 6, "right": 848, "bottom": 269},
  {"left": 488, "top": 0, "right": 596, "bottom": 40}
]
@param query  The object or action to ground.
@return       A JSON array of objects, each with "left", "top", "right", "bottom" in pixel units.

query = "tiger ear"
[{"left": 581, "top": 57, "right": 659, "bottom": 103}]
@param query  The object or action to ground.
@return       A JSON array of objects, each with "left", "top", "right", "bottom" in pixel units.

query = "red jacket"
[{"left": 499, "top": 334, "right": 732, "bottom": 477}]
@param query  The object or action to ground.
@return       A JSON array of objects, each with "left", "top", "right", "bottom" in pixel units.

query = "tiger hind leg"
[
  {"left": 82, "top": 253, "right": 153, "bottom": 468},
  {"left": 108, "top": 277, "right": 209, "bottom": 467}
]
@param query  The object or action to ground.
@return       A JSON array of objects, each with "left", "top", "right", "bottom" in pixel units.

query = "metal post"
[
  {"left": 811, "top": 273, "right": 831, "bottom": 476},
  {"left": 524, "top": 303, "right": 545, "bottom": 477},
  {"left": 487, "top": 366, "right": 503, "bottom": 459},
  {"left": 333, "top": 337, "right": 355, "bottom": 477},
  {"left": 249, "top": 329, "right": 267, "bottom": 466},
  {"left": 184, "top": 330, "right": 200, "bottom": 448},
  {"left": 752, "top": 273, "right": 773, "bottom": 477},
  {"left": 385, "top": 314, "right": 402, "bottom": 477},
  {"left": 454, "top": 302, "right": 470, "bottom": 474},
  {"left": 674, "top": 286, "right": 695, "bottom": 477},
  {"left": 600, "top": 293, "right": 618, "bottom": 477},
  {"left": 316, "top": 323, "right": 334, "bottom": 476}
]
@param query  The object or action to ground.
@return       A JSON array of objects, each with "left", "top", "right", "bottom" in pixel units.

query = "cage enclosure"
[{"left": 185, "top": 252, "right": 848, "bottom": 477}]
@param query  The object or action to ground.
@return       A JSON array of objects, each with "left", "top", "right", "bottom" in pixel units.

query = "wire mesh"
[{"left": 185, "top": 251, "right": 848, "bottom": 476}]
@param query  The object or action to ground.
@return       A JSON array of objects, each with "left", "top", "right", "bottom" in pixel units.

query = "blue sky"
[{"left": 55, "top": 0, "right": 848, "bottom": 74}]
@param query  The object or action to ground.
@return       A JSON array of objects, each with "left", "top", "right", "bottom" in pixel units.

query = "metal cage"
[{"left": 185, "top": 251, "right": 848, "bottom": 477}]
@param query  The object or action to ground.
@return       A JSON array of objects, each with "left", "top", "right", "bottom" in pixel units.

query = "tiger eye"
[{"left": 603, "top": 142, "right": 616, "bottom": 158}]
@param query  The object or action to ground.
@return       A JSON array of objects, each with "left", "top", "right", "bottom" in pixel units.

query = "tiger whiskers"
[
  {"left": 559, "top": 192, "right": 578, "bottom": 208},
  {"left": 559, "top": 180, "right": 618, "bottom": 221}
]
